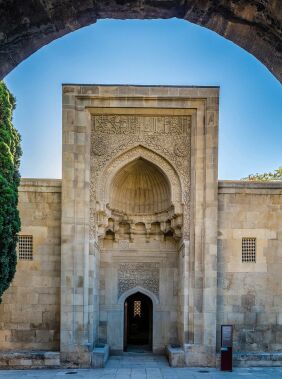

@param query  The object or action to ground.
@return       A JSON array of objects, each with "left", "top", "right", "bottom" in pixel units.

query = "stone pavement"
[{"left": 0, "top": 355, "right": 282, "bottom": 379}]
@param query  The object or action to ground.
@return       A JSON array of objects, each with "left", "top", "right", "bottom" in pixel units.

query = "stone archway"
[
  {"left": 118, "top": 286, "right": 159, "bottom": 353},
  {"left": 97, "top": 145, "right": 183, "bottom": 215},
  {"left": 0, "top": 1, "right": 281, "bottom": 82},
  {"left": 124, "top": 292, "right": 153, "bottom": 352}
]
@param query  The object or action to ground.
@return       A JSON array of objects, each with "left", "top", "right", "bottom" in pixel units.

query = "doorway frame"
[
  {"left": 124, "top": 291, "right": 153, "bottom": 351},
  {"left": 118, "top": 286, "right": 159, "bottom": 353}
]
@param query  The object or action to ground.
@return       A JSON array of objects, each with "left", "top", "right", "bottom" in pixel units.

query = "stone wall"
[
  {"left": 0, "top": 85, "right": 281, "bottom": 368},
  {"left": 0, "top": 148, "right": 281, "bottom": 366},
  {"left": 0, "top": 179, "right": 61, "bottom": 351},
  {"left": 218, "top": 181, "right": 282, "bottom": 352}
]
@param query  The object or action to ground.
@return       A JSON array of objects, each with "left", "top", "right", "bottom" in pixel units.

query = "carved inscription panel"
[
  {"left": 91, "top": 114, "right": 191, "bottom": 168},
  {"left": 118, "top": 262, "right": 160, "bottom": 298},
  {"left": 93, "top": 115, "right": 191, "bottom": 136}
]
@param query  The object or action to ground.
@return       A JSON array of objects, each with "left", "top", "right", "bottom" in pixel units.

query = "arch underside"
[
  {"left": 97, "top": 145, "right": 183, "bottom": 215},
  {"left": 110, "top": 157, "right": 172, "bottom": 215},
  {"left": 96, "top": 145, "right": 184, "bottom": 239},
  {"left": 118, "top": 286, "right": 159, "bottom": 306},
  {"left": 0, "top": 1, "right": 281, "bottom": 82}
]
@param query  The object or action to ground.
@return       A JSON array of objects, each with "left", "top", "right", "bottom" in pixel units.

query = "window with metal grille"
[
  {"left": 134, "top": 300, "right": 141, "bottom": 317},
  {"left": 18, "top": 235, "right": 33, "bottom": 260},
  {"left": 242, "top": 237, "right": 256, "bottom": 263}
]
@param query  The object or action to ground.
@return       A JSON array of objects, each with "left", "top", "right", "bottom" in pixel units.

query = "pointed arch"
[
  {"left": 97, "top": 145, "right": 183, "bottom": 215},
  {"left": 118, "top": 286, "right": 159, "bottom": 306},
  {"left": 110, "top": 158, "right": 171, "bottom": 215}
]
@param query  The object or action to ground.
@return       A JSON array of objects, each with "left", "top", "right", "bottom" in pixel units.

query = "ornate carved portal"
[
  {"left": 61, "top": 85, "right": 219, "bottom": 365},
  {"left": 91, "top": 109, "right": 191, "bottom": 353},
  {"left": 90, "top": 112, "right": 191, "bottom": 243}
]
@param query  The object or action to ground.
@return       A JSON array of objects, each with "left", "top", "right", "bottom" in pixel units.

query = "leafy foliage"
[
  {"left": 0, "top": 82, "right": 21, "bottom": 302},
  {"left": 242, "top": 167, "right": 282, "bottom": 181}
]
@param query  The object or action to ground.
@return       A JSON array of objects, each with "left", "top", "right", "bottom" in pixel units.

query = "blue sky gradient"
[{"left": 5, "top": 19, "right": 282, "bottom": 179}]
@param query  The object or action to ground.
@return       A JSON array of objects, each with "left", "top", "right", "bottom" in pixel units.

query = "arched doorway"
[{"left": 124, "top": 292, "right": 153, "bottom": 352}]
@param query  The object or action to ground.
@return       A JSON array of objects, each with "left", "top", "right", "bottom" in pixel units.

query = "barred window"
[
  {"left": 18, "top": 235, "right": 33, "bottom": 260},
  {"left": 134, "top": 301, "right": 141, "bottom": 317},
  {"left": 242, "top": 238, "right": 256, "bottom": 263}
]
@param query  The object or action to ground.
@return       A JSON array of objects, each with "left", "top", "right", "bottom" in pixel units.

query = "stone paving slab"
[
  {"left": 0, "top": 356, "right": 282, "bottom": 379},
  {"left": 0, "top": 367, "right": 282, "bottom": 379}
]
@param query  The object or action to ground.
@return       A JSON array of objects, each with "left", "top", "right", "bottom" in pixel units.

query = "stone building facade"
[{"left": 0, "top": 85, "right": 281, "bottom": 368}]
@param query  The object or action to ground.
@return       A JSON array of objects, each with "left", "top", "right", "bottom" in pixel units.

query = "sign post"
[{"left": 221, "top": 325, "right": 233, "bottom": 371}]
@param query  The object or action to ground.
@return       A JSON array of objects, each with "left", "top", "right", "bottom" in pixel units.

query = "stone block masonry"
[
  {"left": 0, "top": 86, "right": 281, "bottom": 369},
  {"left": 218, "top": 181, "right": 282, "bottom": 353},
  {"left": 0, "top": 179, "right": 61, "bottom": 351}
]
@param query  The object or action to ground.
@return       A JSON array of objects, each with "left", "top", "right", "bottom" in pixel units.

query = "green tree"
[
  {"left": 242, "top": 167, "right": 282, "bottom": 181},
  {"left": 0, "top": 82, "right": 21, "bottom": 302}
]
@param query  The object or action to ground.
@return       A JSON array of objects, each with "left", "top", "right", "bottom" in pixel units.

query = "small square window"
[
  {"left": 242, "top": 237, "right": 256, "bottom": 263},
  {"left": 18, "top": 235, "right": 33, "bottom": 260}
]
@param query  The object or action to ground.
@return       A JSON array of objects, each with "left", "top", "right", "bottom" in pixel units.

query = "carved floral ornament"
[
  {"left": 174, "top": 142, "right": 189, "bottom": 157},
  {"left": 91, "top": 137, "right": 107, "bottom": 156},
  {"left": 118, "top": 262, "right": 160, "bottom": 298}
]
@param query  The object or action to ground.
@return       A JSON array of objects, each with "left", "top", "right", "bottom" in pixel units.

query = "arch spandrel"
[
  {"left": 118, "top": 286, "right": 160, "bottom": 306},
  {"left": 96, "top": 145, "right": 183, "bottom": 215}
]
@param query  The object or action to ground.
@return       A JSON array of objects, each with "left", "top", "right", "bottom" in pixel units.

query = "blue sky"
[{"left": 5, "top": 19, "right": 282, "bottom": 179}]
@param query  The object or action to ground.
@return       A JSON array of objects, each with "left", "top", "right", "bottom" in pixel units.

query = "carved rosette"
[
  {"left": 91, "top": 137, "right": 107, "bottom": 156},
  {"left": 174, "top": 142, "right": 188, "bottom": 157}
]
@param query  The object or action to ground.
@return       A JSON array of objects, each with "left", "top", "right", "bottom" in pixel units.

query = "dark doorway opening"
[{"left": 124, "top": 292, "right": 153, "bottom": 353}]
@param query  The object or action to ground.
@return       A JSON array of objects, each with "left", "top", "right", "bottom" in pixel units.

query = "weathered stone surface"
[
  {"left": 167, "top": 345, "right": 185, "bottom": 367},
  {"left": 218, "top": 180, "right": 282, "bottom": 353},
  {"left": 0, "top": 351, "right": 60, "bottom": 369},
  {"left": 0, "top": 1, "right": 281, "bottom": 82},
  {"left": 0, "top": 179, "right": 61, "bottom": 351},
  {"left": 91, "top": 344, "right": 109, "bottom": 368},
  {"left": 233, "top": 352, "right": 282, "bottom": 367}
]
